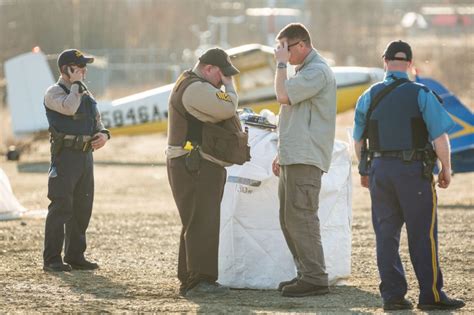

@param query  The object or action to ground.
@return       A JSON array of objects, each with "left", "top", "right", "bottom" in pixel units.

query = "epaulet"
[
  {"left": 413, "top": 82, "right": 444, "bottom": 104},
  {"left": 412, "top": 81, "right": 429, "bottom": 91}
]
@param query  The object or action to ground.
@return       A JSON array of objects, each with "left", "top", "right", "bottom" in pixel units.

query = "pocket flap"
[{"left": 295, "top": 178, "right": 318, "bottom": 187}]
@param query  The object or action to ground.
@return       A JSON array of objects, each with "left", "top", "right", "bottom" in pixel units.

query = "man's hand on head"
[
  {"left": 220, "top": 70, "right": 232, "bottom": 86},
  {"left": 274, "top": 41, "right": 290, "bottom": 64},
  {"left": 68, "top": 66, "right": 84, "bottom": 83}
]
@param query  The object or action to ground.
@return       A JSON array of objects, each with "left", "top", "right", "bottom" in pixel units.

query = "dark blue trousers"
[
  {"left": 43, "top": 148, "right": 94, "bottom": 265},
  {"left": 369, "top": 158, "right": 447, "bottom": 304}
]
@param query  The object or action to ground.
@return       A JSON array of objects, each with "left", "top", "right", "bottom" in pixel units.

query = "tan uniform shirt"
[
  {"left": 166, "top": 67, "right": 239, "bottom": 166},
  {"left": 44, "top": 77, "right": 105, "bottom": 132},
  {"left": 278, "top": 49, "right": 336, "bottom": 172}
]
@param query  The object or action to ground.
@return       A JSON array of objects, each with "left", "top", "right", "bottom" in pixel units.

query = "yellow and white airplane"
[{"left": 4, "top": 44, "right": 384, "bottom": 138}]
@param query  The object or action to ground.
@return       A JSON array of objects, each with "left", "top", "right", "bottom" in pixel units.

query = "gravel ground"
[{"left": 1, "top": 115, "right": 472, "bottom": 313}]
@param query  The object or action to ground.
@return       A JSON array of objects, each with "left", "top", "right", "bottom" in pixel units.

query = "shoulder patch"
[{"left": 216, "top": 91, "right": 232, "bottom": 102}]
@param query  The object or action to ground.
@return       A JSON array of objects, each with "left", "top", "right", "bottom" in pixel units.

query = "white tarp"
[
  {"left": 218, "top": 126, "right": 352, "bottom": 289},
  {"left": 0, "top": 168, "right": 26, "bottom": 220}
]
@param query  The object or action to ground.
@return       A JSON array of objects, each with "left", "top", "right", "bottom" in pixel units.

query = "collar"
[
  {"left": 384, "top": 71, "right": 409, "bottom": 81},
  {"left": 58, "top": 76, "right": 72, "bottom": 89},
  {"left": 295, "top": 49, "right": 318, "bottom": 73},
  {"left": 192, "top": 65, "right": 205, "bottom": 80}
]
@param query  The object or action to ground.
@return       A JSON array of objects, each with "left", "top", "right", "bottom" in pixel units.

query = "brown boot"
[
  {"left": 277, "top": 277, "right": 297, "bottom": 292},
  {"left": 281, "top": 280, "right": 329, "bottom": 297}
]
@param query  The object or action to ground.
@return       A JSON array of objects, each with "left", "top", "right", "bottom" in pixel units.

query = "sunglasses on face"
[{"left": 287, "top": 39, "right": 307, "bottom": 50}]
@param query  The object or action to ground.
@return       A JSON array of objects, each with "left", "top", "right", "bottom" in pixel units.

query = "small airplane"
[
  {"left": 4, "top": 44, "right": 384, "bottom": 137},
  {"left": 5, "top": 45, "right": 472, "bottom": 172}
]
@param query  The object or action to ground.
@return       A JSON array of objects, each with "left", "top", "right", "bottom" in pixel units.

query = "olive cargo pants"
[{"left": 279, "top": 164, "right": 328, "bottom": 286}]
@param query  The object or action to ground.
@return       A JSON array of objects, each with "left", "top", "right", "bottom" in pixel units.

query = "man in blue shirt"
[{"left": 353, "top": 40, "right": 465, "bottom": 311}]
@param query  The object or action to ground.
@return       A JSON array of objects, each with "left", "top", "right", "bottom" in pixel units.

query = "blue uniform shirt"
[{"left": 353, "top": 71, "right": 455, "bottom": 142}]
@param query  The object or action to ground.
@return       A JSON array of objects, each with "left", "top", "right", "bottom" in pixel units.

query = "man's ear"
[{"left": 203, "top": 64, "right": 214, "bottom": 73}]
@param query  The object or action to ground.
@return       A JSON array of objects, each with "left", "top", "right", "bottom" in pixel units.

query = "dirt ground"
[{"left": 0, "top": 111, "right": 472, "bottom": 313}]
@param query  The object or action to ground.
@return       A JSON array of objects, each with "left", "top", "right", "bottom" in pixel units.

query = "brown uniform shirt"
[{"left": 166, "top": 67, "right": 239, "bottom": 166}]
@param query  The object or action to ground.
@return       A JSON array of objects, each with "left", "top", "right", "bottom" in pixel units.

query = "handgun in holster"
[
  {"left": 185, "top": 144, "right": 201, "bottom": 173},
  {"left": 49, "top": 127, "right": 65, "bottom": 156},
  {"left": 358, "top": 141, "right": 371, "bottom": 176},
  {"left": 422, "top": 146, "right": 437, "bottom": 180}
]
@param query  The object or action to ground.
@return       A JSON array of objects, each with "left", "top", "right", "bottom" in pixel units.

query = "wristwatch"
[{"left": 277, "top": 62, "right": 287, "bottom": 69}]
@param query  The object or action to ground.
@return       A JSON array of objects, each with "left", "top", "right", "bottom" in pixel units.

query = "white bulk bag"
[{"left": 219, "top": 126, "right": 352, "bottom": 289}]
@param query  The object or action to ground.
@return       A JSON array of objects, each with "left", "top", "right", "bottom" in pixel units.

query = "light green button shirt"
[{"left": 278, "top": 49, "right": 336, "bottom": 172}]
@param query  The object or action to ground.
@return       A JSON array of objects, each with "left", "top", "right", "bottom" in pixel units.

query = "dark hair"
[{"left": 276, "top": 23, "right": 312, "bottom": 47}]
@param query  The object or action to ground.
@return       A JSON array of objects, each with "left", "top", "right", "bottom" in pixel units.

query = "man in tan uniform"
[
  {"left": 273, "top": 23, "right": 337, "bottom": 297},
  {"left": 166, "top": 48, "right": 240, "bottom": 296}
]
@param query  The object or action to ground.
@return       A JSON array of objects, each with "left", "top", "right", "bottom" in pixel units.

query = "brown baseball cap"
[{"left": 199, "top": 48, "right": 240, "bottom": 76}]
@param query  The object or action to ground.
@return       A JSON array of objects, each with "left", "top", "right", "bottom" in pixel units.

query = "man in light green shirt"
[{"left": 272, "top": 23, "right": 336, "bottom": 297}]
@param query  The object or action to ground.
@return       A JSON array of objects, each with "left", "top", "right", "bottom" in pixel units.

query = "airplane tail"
[
  {"left": 4, "top": 51, "right": 53, "bottom": 137},
  {"left": 416, "top": 75, "right": 474, "bottom": 173}
]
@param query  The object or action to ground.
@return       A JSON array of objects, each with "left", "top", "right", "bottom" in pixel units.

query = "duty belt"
[
  {"left": 62, "top": 135, "right": 94, "bottom": 152},
  {"left": 372, "top": 150, "right": 424, "bottom": 161}
]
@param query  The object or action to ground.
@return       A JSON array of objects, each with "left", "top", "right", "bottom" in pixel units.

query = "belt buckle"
[
  {"left": 402, "top": 150, "right": 415, "bottom": 162},
  {"left": 73, "top": 136, "right": 83, "bottom": 150}
]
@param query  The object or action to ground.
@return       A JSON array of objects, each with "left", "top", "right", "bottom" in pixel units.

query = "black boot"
[
  {"left": 417, "top": 297, "right": 465, "bottom": 310},
  {"left": 43, "top": 262, "right": 72, "bottom": 272},
  {"left": 383, "top": 298, "right": 413, "bottom": 311},
  {"left": 281, "top": 280, "right": 329, "bottom": 297}
]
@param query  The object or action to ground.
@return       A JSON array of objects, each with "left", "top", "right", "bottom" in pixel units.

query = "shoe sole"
[
  {"left": 281, "top": 289, "right": 329, "bottom": 297},
  {"left": 43, "top": 267, "right": 72, "bottom": 272},
  {"left": 383, "top": 305, "right": 413, "bottom": 311},
  {"left": 417, "top": 304, "right": 465, "bottom": 310},
  {"left": 68, "top": 264, "right": 99, "bottom": 270}
]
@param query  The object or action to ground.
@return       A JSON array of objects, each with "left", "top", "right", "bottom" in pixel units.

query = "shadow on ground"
[
  {"left": 51, "top": 270, "right": 132, "bottom": 300},
  {"left": 185, "top": 286, "right": 383, "bottom": 313}
]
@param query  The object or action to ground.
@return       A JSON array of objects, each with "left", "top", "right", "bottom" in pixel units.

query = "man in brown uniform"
[{"left": 166, "top": 48, "right": 240, "bottom": 296}]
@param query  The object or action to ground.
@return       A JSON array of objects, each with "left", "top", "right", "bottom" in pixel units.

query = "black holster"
[
  {"left": 358, "top": 143, "right": 370, "bottom": 176},
  {"left": 185, "top": 146, "right": 201, "bottom": 173},
  {"left": 422, "top": 148, "right": 437, "bottom": 179},
  {"left": 49, "top": 127, "right": 65, "bottom": 156}
]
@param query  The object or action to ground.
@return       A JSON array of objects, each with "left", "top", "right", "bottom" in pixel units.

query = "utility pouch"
[
  {"left": 82, "top": 141, "right": 92, "bottom": 152},
  {"left": 185, "top": 146, "right": 201, "bottom": 173},
  {"left": 201, "top": 114, "right": 251, "bottom": 165}
]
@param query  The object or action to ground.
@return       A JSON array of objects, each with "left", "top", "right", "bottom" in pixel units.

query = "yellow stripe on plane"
[
  {"left": 108, "top": 82, "right": 370, "bottom": 136},
  {"left": 240, "top": 82, "right": 371, "bottom": 115},
  {"left": 109, "top": 120, "right": 168, "bottom": 136},
  {"left": 449, "top": 114, "right": 474, "bottom": 139}
]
